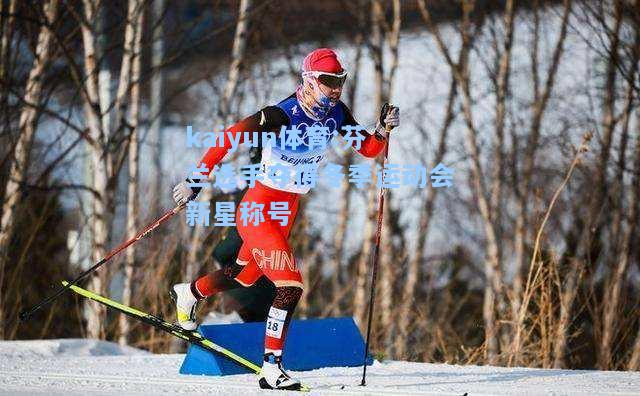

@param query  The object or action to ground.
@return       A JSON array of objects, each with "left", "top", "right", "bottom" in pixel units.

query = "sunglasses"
[{"left": 303, "top": 70, "right": 348, "bottom": 88}]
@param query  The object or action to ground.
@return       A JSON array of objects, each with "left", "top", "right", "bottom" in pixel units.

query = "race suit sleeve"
[
  {"left": 197, "top": 106, "right": 289, "bottom": 176},
  {"left": 338, "top": 102, "right": 387, "bottom": 158}
]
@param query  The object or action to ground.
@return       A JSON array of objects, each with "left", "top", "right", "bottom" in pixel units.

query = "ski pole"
[
  {"left": 361, "top": 104, "right": 393, "bottom": 387},
  {"left": 19, "top": 202, "right": 186, "bottom": 322}
]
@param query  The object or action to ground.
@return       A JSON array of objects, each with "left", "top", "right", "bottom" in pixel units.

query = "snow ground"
[{"left": 1, "top": 340, "right": 639, "bottom": 396}]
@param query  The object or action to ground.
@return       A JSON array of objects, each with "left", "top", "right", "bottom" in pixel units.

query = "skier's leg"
[
  {"left": 191, "top": 223, "right": 265, "bottom": 297},
  {"left": 234, "top": 183, "right": 304, "bottom": 390},
  {"left": 172, "top": 254, "right": 264, "bottom": 330},
  {"left": 191, "top": 259, "right": 260, "bottom": 297},
  {"left": 172, "top": 187, "right": 271, "bottom": 328},
  {"left": 259, "top": 285, "right": 303, "bottom": 390},
  {"left": 256, "top": 248, "right": 303, "bottom": 389}
]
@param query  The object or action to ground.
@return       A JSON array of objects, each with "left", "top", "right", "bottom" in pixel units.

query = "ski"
[
  {"left": 61, "top": 281, "right": 261, "bottom": 373},
  {"left": 62, "top": 281, "right": 311, "bottom": 392}
]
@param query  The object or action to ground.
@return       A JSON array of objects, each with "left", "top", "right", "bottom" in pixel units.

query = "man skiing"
[{"left": 171, "top": 48, "right": 399, "bottom": 391}]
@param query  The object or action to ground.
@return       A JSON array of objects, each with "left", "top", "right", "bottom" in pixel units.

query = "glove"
[
  {"left": 375, "top": 103, "right": 400, "bottom": 139},
  {"left": 172, "top": 178, "right": 201, "bottom": 205}
]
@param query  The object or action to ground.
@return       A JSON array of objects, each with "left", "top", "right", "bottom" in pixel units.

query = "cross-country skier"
[{"left": 171, "top": 48, "right": 399, "bottom": 391}]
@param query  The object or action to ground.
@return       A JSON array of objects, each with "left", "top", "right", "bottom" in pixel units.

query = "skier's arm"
[
  {"left": 198, "top": 106, "right": 288, "bottom": 175},
  {"left": 173, "top": 107, "right": 288, "bottom": 205},
  {"left": 339, "top": 103, "right": 400, "bottom": 158}
]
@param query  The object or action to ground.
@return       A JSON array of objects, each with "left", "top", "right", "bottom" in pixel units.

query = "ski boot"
[
  {"left": 258, "top": 352, "right": 306, "bottom": 391},
  {"left": 170, "top": 283, "right": 200, "bottom": 331}
]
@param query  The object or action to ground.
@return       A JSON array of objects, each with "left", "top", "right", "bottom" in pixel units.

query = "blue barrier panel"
[{"left": 180, "top": 317, "right": 373, "bottom": 376}]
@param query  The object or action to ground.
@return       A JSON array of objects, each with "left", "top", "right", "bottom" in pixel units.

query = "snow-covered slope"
[
  {"left": 1, "top": 339, "right": 639, "bottom": 395},
  {"left": 0, "top": 338, "right": 149, "bottom": 359}
]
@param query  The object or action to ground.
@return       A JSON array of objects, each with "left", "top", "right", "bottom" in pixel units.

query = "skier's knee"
[
  {"left": 272, "top": 286, "right": 303, "bottom": 311},
  {"left": 229, "top": 259, "right": 262, "bottom": 287}
]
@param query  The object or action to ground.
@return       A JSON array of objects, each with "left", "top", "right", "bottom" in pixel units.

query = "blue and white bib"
[{"left": 260, "top": 96, "right": 346, "bottom": 194}]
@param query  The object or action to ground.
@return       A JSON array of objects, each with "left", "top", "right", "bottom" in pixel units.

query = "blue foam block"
[{"left": 179, "top": 317, "right": 373, "bottom": 376}]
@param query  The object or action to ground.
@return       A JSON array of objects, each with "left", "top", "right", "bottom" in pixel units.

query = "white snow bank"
[
  {"left": 0, "top": 338, "right": 149, "bottom": 358},
  {"left": 1, "top": 339, "right": 640, "bottom": 395}
]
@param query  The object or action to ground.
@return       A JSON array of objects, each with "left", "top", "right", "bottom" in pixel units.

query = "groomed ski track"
[{"left": 2, "top": 340, "right": 640, "bottom": 395}]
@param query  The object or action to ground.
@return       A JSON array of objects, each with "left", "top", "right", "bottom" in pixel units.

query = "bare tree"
[
  {"left": 119, "top": 0, "right": 144, "bottom": 346},
  {"left": 149, "top": 0, "right": 165, "bottom": 217},
  {"left": 79, "top": 0, "right": 109, "bottom": 339},
  {"left": 418, "top": 0, "right": 513, "bottom": 364},
  {"left": 0, "top": 0, "right": 59, "bottom": 340},
  {"left": 219, "top": 0, "right": 251, "bottom": 123},
  {"left": 185, "top": 0, "right": 253, "bottom": 283},
  {"left": 0, "top": 0, "right": 18, "bottom": 128},
  {"left": 324, "top": 0, "right": 366, "bottom": 316},
  {"left": 395, "top": 78, "right": 458, "bottom": 359},
  {"left": 352, "top": 0, "right": 401, "bottom": 337},
  {"left": 626, "top": 110, "right": 640, "bottom": 370},
  {"left": 487, "top": 0, "right": 516, "bottom": 356},
  {"left": 553, "top": 0, "right": 616, "bottom": 369},
  {"left": 376, "top": 0, "right": 401, "bottom": 358},
  {"left": 509, "top": 0, "right": 572, "bottom": 366},
  {"left": 595, "top": 0, "right": 639, "bottom": 370},
  {"left": 77, "top": 0, "right": 144, "bottom": 339}
]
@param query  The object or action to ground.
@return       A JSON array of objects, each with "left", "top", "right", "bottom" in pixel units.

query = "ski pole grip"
[
  {"left": 380, "top": 102, "right": 395, "bottom": 135},
  {"left": 381, "top": 102, "right": 390, "bottom": 126}
]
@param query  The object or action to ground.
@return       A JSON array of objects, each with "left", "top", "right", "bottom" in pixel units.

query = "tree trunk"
[
  {"left": 626, "top": 111, "right": 640, "bottom": 370},
  {"left": 353, "top": 0, "right": 400, "bottom": 333},
  {"left": 185, "top": 0, "right": 252, "bottom": 282},
  {"left": 149, "top": 0, "right": 165, "bottom": 217},
  {"left": 511, "top": 0, "right": 572, "bottom": 364},
  {"left": 396, "top": 76, "right": 456, "bottom": 359},
  {"left": 96, "top": 4, "right": 111, "bottom": 137},
  {"left": 377, "top": 0, "right": 401, "bottom": 358},
  {"left": 0, "top": 0, "right": 58, "bottom": 340},
  {"left": 564, "top": 1, "right": 621, "bottom": 368},
  {"left": 378, "top": 196, "right": 394, "bottom": 357},
  {"left": 598, "top": 1, "right": 635, "bottom": 369},
  {"left": 490, "top": 0, "right": 515, "bottom": 354},
  {"left": 119, "top": 0, "right": 144, "bottom": 346},
  {"left": 419, "top": 0, "right": 504, "bottom": 364},
  {"left": 511, "top": 0, "right": 541, "bottom": 327},
  {"left": 353, "top": 187, "right": 376, "bottom": 327},
  {"left": 112, "top": 0, "right": 144, "bottom": 138},
  {"left": 0, "top": 0, "right": 17, "bottom": 131},
  {"left": 353, "top": 0, "right": 384, "bottom": 329},
  {"left": 219, "top": 0, "right": 251, "bottom": 123},
  {"left": 80, "top": 0, "right": 109, "bottom": 339},
  {"left": 296, "top": 207, "right": 313, "bottom": 317},
  {"left": 326, "top": 24, "right": 363, "bottom": 313}
]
